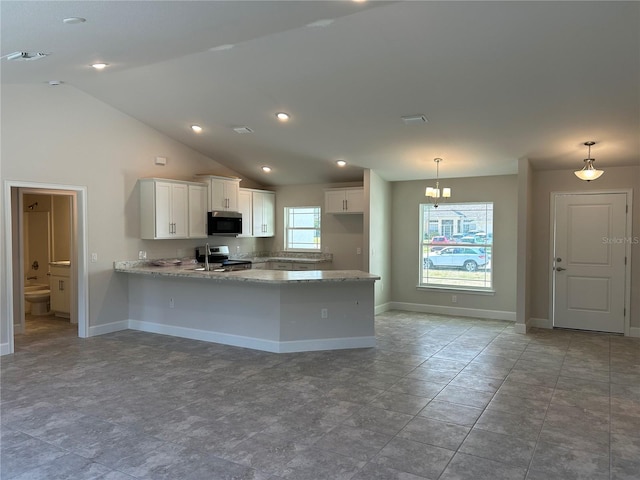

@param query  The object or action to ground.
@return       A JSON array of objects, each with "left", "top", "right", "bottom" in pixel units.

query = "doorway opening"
[{"left": 3, "top": 181, "right": 89, "bottom": 355}]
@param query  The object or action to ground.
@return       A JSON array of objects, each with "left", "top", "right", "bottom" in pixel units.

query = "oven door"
[{"left": 208, "top": 211, "right": 242, "bottom": 236}]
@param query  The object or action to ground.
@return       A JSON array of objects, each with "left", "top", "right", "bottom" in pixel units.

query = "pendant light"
[
  {"left": 574, "top": 141, "right": 604, "bottom": 181},
  {"left": 425, "top": 158, "right": 451, "bottom": 208}
]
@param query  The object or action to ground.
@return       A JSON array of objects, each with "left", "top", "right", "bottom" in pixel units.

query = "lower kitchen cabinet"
[{"left": 266, "top": 261, "right": 330, "bottom": 271}]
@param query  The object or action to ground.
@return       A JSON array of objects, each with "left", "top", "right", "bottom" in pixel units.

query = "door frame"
[
  {"left": 549, "top": 189, "right": 633, "bottom": 335},
  {"left": 3, "top": 180, "right": 89, "bottom": 354}
]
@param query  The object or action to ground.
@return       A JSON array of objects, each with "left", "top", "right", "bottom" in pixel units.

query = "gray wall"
[
  {"left": 0, "top": 83, "right": 261, "bottom": 343},
  {"left": 366, "top": 170, "right": 392, "bottom": 308},
  {"left": 530, "top": 165, "right": 639, "bottom": 328},
  {"left": 390, "top": 175, "right": 519, "bottom": 317},
  {"left": 271, "top": 183, "right": 365, "bottom": 270}
]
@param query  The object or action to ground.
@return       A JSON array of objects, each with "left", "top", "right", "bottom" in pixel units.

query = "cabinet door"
[
  {"left": 344, "top": 188, "right": 364, "bottom": 213},
  {"left": 325, "top": 190, "right": 346, "bottom": 213},
  {"left": 50, "top": 276, "right": 70, "bottom": 315},
  {"left": 154, "top": 182, "right": 173, "bottom": 238},
  {"left": 238, "top": 189, "right": 253, "bottom": 237},
  {"left": 262, "top": 191, "right": 275, "bottom": 237},
  {"left": 170, "top": 183, "right": 189, "bottom": 238},
  {"left": 209, "top": 178, "right": 240, "bottom": 211},
  {"left": 225, "top": 180, "right": 239, "bottom": 211},
  {"left": 188, "top": 185, "right": 208, "bottom": 238}
]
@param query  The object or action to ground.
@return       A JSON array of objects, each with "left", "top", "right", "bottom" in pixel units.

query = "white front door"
[{"left": 552, "top": 193, "right": 628, "bottom": 333}]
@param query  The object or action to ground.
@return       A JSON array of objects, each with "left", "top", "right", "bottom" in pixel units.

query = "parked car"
[
  {"left": 424, "top": 247, "right": 490, "bottom": 272},
  {"left": 474, "top": 233, "right": 493, "bottom": 244},
  {"left": 460, "top": 236, "right": 476, "bottom": 244},
  {"left": 429, "top": 235, "right": 450, "bottom": 251}
]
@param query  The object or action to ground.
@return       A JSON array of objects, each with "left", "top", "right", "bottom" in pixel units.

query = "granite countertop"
[{"left": 114, "top": 261, "right": 379, "bottom": 284}]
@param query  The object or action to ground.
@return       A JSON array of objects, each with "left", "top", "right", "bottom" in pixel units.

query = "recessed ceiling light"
[
  {"left": 261, "top": 166, "right": 272, "bottom": 173},
  {"left": 91, "top": 63, "right": 108, "bottom": 70},
  {"left": 63, "top": 17, "right": 86, "bottom": 24},
  {"left": 336, "top": 160, "right": 347, "bottom": 167},
  {"left": 191, "top": 125, "right": 203, "bottom": 133},
  {"left": 48, "top": 80, "right": 62, "bottom": 86},
  {"left": 275, "top": 112, "right": 290, "bottom": 122}
]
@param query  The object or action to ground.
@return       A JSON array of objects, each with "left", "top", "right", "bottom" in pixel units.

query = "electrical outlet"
[
  {"left": 321, "top": 308, "right": 328, "bottom": 319},
  {"left": 169, "top": 298, "right": 175, "bottom": 308},
  {"left": 91, "top": 253, "right": 98, "bottom": 263},
  {"left": 452, "top": 295, "right": 457, "bottom": 304},
  {"left": 356, "top": 247, "right": 361, "bottom": 255},
  {"left": 138, "top": 250, "right": 147, "bottom": 260}
]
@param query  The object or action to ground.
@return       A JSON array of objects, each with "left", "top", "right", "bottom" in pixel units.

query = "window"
[
  {"left": 420, "top": 202, "right": 493, "bottom": 290},
  {"left": 285, "top": 206, "right": 321, "bottom": 251}
]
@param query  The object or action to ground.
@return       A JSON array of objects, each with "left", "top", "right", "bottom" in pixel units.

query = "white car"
[{"left": 424, "top": 247, "right": 490, "bottom": 272}]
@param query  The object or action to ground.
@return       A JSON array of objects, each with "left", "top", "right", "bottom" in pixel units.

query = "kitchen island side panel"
[
  {"left": 279, "top": 282, "right": 375, "bottom": 342},
  {"left": 128, "top": 275, "right": 282, "bottom": 341}
]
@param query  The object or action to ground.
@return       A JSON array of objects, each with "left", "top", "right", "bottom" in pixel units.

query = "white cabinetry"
[
  {"left": 188, "top": 184, "right": 208, "bottom": 238},
  {"left": 325, "top": 187, "right": 364, "bottom": 214},
  {"left": 239, "top": 188, "right": 275, "bottom": 237},
  {"left": 50, "top": 263, "right": 70, "bottom": 318},
  {"left": 238, "top": 189, "right": 253, "bottom": 237},
  {"left": 197, "top": 175, "right": 241, "bottom": 211},
  {"left": 266, "top": 261, "right": 331, "bottom": 271},
  {"left": 139, "top": 178, "right": 207, "bottom": 240}
]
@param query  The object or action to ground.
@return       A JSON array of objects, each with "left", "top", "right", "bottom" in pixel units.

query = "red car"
[{"left": 429, "top": 236, "right": 450, "bottom": 251}]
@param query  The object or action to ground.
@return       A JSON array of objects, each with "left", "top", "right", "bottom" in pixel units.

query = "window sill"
[{"left": 416, "top": 285, "right": 495, "bottom": 296}]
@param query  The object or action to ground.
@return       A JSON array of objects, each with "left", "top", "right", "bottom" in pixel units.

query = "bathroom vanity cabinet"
[{"left": 49, "top": 262, "right": 70, "bottom": 318}]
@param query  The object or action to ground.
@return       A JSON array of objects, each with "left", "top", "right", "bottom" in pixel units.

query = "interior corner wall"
[
  {"left": 516, "top": 158, "right": 533, "bottom": 330},
  {"left": 271, "top": 182, "right": 365, "bottom": 270},
  {"left": 530, "top": 165, "right": 639, "bottom": 329},
  {"left": 390, "top": 175, "right": 518, "bottom": 318},
  {"left": 367, "top": 170, "right": 392, "bottom": 308},
  {"left": 0, "top": 83, "right": 247, "bottom": 336}
]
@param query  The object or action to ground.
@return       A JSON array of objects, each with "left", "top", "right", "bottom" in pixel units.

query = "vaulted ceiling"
[{"left": 2, "top": 1, "right": 638, "bottom": 185}]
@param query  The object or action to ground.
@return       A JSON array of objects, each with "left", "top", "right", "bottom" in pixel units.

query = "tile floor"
[{"left": 1, "top": 311, "right": 639, "bottom": 480}]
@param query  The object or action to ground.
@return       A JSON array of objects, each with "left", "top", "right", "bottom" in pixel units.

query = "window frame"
[
  {"left": 419, "top": 202, "right": 494, "bottom": 293},
  {"left": 284, "top": 206, "right": 322, "bottom": 252}
]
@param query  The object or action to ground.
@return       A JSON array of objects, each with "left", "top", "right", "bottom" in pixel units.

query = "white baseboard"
[
  {"left": 88, "top": 320, "right": 129, "bottom": 337},
  {"left": 630, "top": 327, "right": 640, "bottom": 338},
  {"left": 530, "top": 317, "right": 551, "bottom": 329},
  {"left": 389, "top": 302, "right": 516, "bottom": 322},
  {"left": 0, "top": 342, "right": 11, "bottom": 356},
  {"left": 129, "top": 320, "right": 376, "bottom": 353},
  {"left": 513, "top": 323, "right": 528, "bottom": 334},
  {"left": 375, "top": 302, "right": 392, "bottom": 315}
]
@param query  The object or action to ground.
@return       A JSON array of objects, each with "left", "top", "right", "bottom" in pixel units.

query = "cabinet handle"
[
  {"left": 345, "top": 199, "right": 348, "bottom": 211},
  {"left": 59, "top": 280, "right": 64, "bottom": 291}
]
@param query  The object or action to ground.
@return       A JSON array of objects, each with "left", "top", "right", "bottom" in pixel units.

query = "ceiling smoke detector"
[
  {"left": 401, "top": 114, "right": 428, "bottom": 125},
  {"left": 5, "top": 51, "right": 50, "bottom": 61},
  {"left": 232, "top": 126, "right": 254, "bottom": 134}
]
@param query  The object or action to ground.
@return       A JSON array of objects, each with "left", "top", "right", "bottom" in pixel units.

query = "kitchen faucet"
[{"left": 204, "top": 243, "right": 210, "bottom": 271}]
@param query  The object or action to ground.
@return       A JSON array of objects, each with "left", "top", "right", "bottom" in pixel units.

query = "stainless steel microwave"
[{"left": 207, "top": 211, "right": 242, "bottom": 236}]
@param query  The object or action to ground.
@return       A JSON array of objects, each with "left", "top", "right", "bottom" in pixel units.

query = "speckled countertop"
[{"left": 114, "top": 261, "right": 379, "bottom": 284}]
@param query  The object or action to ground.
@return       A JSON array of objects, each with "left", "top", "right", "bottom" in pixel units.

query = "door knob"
[{"left": 555, "top": 267, "right": 566, "bottom": 272}]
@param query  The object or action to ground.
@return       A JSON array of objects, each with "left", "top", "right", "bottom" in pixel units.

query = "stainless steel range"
[{"left": 195, "top": 245, "right": 252, "bottom": 271}]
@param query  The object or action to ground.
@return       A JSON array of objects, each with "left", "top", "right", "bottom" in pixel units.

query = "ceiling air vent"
[
  {"left": 401, "top": 114, "right": 428, "bottom": 125},
  {"left": 232, "top": 127, "right": 254, "bottom": 134},
  {"left": 5, "top": 51, "right": 51, "bottom": 61}
]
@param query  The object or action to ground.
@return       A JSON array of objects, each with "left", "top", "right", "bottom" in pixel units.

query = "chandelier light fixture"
[
  {"left": 425, "top": 158, "right": 451, "bottom": 208},
  {"left": 574, "top": 141, "right": 604, "bottom": 182}
]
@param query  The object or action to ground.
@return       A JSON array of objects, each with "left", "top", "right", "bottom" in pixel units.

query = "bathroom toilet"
[{"left": 24, "top": 285, "right": 51, "bottom": 315}]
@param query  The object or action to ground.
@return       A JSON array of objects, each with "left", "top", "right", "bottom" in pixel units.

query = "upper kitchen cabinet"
[
  {"left": 139, "top": 178, "right": 207, "bottom": 239},
  {"left": 187, "top": 184, "right": 208, "bottom": 238},
  {"left": 325, "top": 187, "right": 364, "bottom": 214},
  {"left": 239, "top": 188, "right": 275, "bottom": 237},
  {"left": 196, "top": 175, "right": 241, "bottom": 211}
]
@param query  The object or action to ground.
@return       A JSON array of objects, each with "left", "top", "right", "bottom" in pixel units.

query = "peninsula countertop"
[{"left": 114, "top": 260, "right": 379, "bottom": 284}]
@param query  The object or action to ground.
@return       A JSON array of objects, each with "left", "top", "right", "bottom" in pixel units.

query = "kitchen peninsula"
[{"left": 114, "top": 261, "right": 379, "bottom": 353}]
